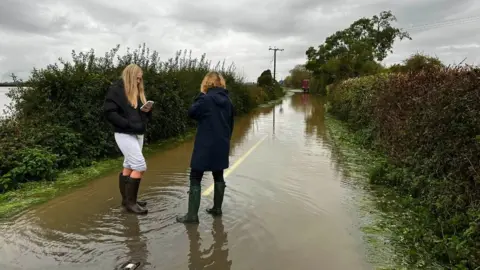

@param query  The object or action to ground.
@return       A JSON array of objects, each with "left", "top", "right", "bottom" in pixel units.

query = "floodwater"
[
  {"left": 0, "top": 87, "right": 10, "bottom": 116},
  {"left": 0, "top": 92, "right": 374, "bottom": 270}
]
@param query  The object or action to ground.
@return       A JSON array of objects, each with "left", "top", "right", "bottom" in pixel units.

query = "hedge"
[
  {"left": 0, "top": 43, "right": 284, "bottom": 193},
  {"left": 327, "top": 67, "right": 480, "bottom": 268}
]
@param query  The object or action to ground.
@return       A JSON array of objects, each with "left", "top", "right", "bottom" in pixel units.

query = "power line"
[
  {"left": 406, "top": 15, "right": 480, "bottom": 28},
  {"left": 402, "top": 15, "right": 480, "bottom": 31},
  {"left": 269, "top": 46, "right": 284, "bottom": 81}
]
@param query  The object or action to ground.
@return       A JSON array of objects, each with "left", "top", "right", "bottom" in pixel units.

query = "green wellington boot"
[
  {"left": 206, "top": 182, "right": 226, "bottom": 216},
  {"left": 124, "top": 177, "right": 148, "bottom": 215},
  {"left": 176, "top": 185, "right": 201, "bottom": 224},
  {"left": 119, "top": 173, "right": 147, "bottom": 207}
]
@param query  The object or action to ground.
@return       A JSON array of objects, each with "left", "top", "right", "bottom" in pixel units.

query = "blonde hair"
[
  {"left": 200, "top": 71, "right": 226, "bottom": 93},
  {"left": 122, "top": 64, "right": 146, "bottom": 108}
]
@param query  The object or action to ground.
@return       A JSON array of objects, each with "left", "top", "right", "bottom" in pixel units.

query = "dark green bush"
[
  {"left": 257, "top": 69, "right": 273, "bottom": 87},
  {"left": 30, "top": 125, "right": 87, "bottom": 168},
  {"left": 0, "top": 146, "right": 57, "bottom": 192},
  {"left": 0, "top": 43, "right": 283, "bottom": 192},
  {"left": 255, "top": 69, "right": 284, "bottom": 101},
  {"left": 327, "top": 66, "right": 480, "bottom": 268}
]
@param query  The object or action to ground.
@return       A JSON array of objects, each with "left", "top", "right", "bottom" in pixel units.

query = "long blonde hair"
[
  {"left": 122, "top": 64, "right": 146, "bottom": 108},
  {"left": 200, "top": 71, "right": 226, "bottom": 93}
]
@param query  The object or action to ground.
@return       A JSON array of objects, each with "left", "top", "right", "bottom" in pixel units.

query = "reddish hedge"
[{"left": 327, "top": 66, "right": 480, "bottom": 268}]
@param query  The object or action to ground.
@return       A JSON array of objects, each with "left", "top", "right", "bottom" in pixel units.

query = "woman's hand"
[
  {"left": 141, "top": 106, "right": 152, "bottom": 113},
  {"left": 141, "top": 102, "right": 153, "bottom": 112}
]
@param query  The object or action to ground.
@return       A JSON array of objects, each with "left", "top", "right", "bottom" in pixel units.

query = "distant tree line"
[{"left": 0, "top": 81, "right": 21, "bottom": 87}]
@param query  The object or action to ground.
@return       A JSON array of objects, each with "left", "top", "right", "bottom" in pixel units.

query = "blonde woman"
[
  {"left": 103, "top": 64, "right": 153, "bottom": 215},
  {"left": 177, "top": 71, "right": 235, "bottom": 224}
]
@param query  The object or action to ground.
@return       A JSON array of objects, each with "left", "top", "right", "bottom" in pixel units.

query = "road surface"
[{"left": 0, "top": 91, "right": 373, "bottom": 270}]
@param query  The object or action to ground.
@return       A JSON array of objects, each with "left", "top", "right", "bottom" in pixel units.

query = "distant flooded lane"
[{"left": 0, "top": 92, "right": 372, "bottom": 270}]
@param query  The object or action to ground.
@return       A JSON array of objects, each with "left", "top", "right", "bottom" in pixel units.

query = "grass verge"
[
  {"left": 324, "top": 115, "right": 442, "bottom": 270},
  {"left": 0, "top": 131, "right": 195, "bottom": 219},
  {"left": 0, "top": 91, "right": 287, "bottom": 220}
]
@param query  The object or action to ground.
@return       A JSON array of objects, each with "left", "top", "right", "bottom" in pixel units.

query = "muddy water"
[
  {"left": 0, "top": 87, "right": 10, "bottom": 116},
  {"left": 0, "top": 92, "right": 373, "bottom": 270}
]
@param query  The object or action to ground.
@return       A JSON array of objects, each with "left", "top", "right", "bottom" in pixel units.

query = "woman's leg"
[
  {"left": 206, "top": 170, "right": 226, "bottom": 216},
  {"left": 176, "top": 169, "right": 203, "bottom": 224},
  {"left": 129, "top": 135, "right": 147, "bottom": 206},
  {"left": 114, "top": 133, "right": 148, "bottom": 215},
  {"left": 115, "top": 135, "right": 146, "bottom": 207},
  {"left": 122, "top": 168, "right": 133, "bottom": 176},
  {"left": 130, "top": 134, "right": 145, "bottom": 179},
  {"left": 118, "top": 159, "right": 132, "bottom": 207},
  {"left": 212, "top": 170, "right": 225, "bottom": 183},
  {"left": 190, "top": 170, "right": 204, "bottom": 186}
]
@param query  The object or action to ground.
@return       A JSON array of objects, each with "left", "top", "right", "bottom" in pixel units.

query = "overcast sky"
[{"left": 0, "top": 0, "right": 479, "bottom": 83}]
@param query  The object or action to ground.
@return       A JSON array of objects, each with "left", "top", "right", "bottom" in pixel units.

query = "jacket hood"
[{"left": 207, "top": 87, "right": 230, "bottom": 107}]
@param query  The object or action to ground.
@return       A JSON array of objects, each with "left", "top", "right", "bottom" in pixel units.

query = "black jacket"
[
  {"left": 103, "top": 80, "right": 151, "bottom": 135},
  {"left": 189, "top": 87, "right": 234, "bottom": 171}
]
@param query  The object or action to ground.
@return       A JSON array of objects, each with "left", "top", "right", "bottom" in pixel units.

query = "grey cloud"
[
  {"left": 0, "top": 0, "right": 149, "bottom": 37},
  {"left": 371, "top": 0, "right": 475, "bottom": 26},
  {"left": 165, "top": 0, "right": 474, "bottom": 40},
  {"left": 0, "top": 40, "right": 58, "bottom": 81},
  {"left": 0, "top": 0, "right": 117, "bottom": 36},
  {"left": 165, "top": 0, "right": 332, "bottom": 39},
  {"left": 0, "top": 0, "right": 65, "bottom": 34},
  {"left": 66, "top": 0, "right": 140, "bottom": 28},
  {"left": 0, "top": 0, "right": 479, "bottom": 82}
]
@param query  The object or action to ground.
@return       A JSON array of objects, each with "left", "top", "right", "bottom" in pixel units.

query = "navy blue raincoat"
[{"left": 189, "top": 87, "right": 235, "bottom": 172}]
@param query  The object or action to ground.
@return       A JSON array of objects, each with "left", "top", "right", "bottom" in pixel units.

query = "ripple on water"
[
  {"left": 0, "top": 172, "right": 196, "bottom": 268},
  {"left": 275, "top": 175, "right": 331, "bottom": 217},
  {"left": 224, "top": 209, "right": 276, "bottom": 254},
  {"left": 0, "top": 94, "right": 375, "bottom": 269}
]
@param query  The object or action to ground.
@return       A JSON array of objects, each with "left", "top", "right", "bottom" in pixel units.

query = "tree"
[
  {"left": 285, "top": 64, "right": 312, "bottom": 88},
  {"left": 402, "top": 53, "right": 444, "bottom": 72},
  {"left": 257, "top": 69, "right": 274, "bottom": 87},
  {"left": 284, "top": 75, "right": 292, "bottom": 87},
  {"left": 386, "top": 53, "right": 444, "bottom": 73},
  {"left": 305, "top": 10, "right": 410, "bottom": 90},
  {"left": 256, "top": 69, "right": 283, "bottom": 99}
]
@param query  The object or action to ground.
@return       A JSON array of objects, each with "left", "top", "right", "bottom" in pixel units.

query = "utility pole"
[
  {"left": 268, "top": 46, "right": 282, "bottom": 140},
  {"left": 269, "top": 46, "right": 283, "bottom": 81}
]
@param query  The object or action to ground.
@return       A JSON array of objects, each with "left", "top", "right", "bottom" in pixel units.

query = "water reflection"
[
  {"left": 115, "top": 215, "right": 149, "bottom": 270},
  {"left": 0, "top": 92, "right": 374, "bottom": 269},
  {"left": 289, "top": 93, "right": 309, "bottom": 114},
  {"left": 289, "top": 93, "right": 327, "bottom": 141},
  {"left": 229, "top": 105, "right": 274, "bottom": 155},
  {"left": 0, "top": 87, "right": 11, "bottom": 117},
  {"left": 187, "top": 218, "right": 232, "bottom": 270}
]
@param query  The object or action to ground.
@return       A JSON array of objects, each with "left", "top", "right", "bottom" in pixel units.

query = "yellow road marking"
[{"left": 202, "top": 135, "right": 268, "bottom": 196}]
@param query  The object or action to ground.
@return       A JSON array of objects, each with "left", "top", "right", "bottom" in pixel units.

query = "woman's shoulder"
[
  {"left": 106, "top": 80, "right": 125, "bottom": 100},
  {"left": 111, "top": 79, "right": 124, "bottom": 89},
  {"left": 194, "top": 92, "right": 207, "bottom": 100},
  {"left": 108, "top": 80, "right": 125, "bottom": 92}
]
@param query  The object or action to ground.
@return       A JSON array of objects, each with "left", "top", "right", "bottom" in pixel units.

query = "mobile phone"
[
  {"left": 121, "top": 261, "right": 141, "bottom": 270},
  {"left": 141, "top": 100, "right": 154, "bottom": 110}
]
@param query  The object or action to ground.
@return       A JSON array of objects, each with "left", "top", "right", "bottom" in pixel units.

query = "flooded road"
[{"left": 0, "top": 92, "right": 373, "bottom": 270}]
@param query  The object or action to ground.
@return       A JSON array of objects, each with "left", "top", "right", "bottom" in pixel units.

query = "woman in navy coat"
[{"left": 177, "top": 71, "right": 235, "bottom": 224}]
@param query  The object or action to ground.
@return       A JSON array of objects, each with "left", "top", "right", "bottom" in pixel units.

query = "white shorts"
[{"left": 114, "top": 133, "right": 147, "bottom": 172}]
